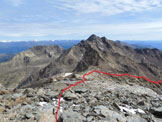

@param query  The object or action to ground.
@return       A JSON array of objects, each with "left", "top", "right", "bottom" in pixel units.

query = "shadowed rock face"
[{"left": 17, "top": 34, "right": 162, "bottom": 88}]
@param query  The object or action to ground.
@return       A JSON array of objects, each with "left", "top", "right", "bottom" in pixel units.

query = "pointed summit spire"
[{"left": 87, "top": 34, "right": 101, "bottom": 41}]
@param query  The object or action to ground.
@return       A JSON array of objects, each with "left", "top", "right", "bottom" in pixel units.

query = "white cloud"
[
  {"left": 1, "top": 19, "right": 162, "bottom": 40},
  {"left": 7, "top": 0, "right": 23, "bottom": 7},
  {"left": 49, "top": 0, "right": 162, "bottom": 15}
]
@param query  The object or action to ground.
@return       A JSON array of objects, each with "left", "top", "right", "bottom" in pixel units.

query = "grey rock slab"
[
  {"left": 63, "top": 91, "right": 78, "bottom": 100},
  {"left": 84, "top": 106, "right": 91, "bottom": 112},
  {"left": 87, "top": 116, "right": 94, "bottom": 121},
  {"left": 151, "top": 115, "right": 162, "bottom": 122},
  {"left": 36, "top": 88, "right": 46, "bottom": 95},
  {"left": 150, "top": 107, "right": 162, "bottom": 119},
  {"left": 25, "top": 113, "right": 34, "bottom": 119},
  {"left": 89, "top": 92, "right": 97, "bottom": 97},
  {"left": 42, "top": 96, "right": 51, "bottom": 102},
  {"left": 45, "top": 90, "right": 58, "bottom": 97},
  {"left": 59, "top": 110, "right": 86, "bottom": 122},
  {"left": 26, "top": 93, "right": 35, "bottom": 98},
  {"left": 138, "top": 101, "right": 145, "bottom": 106},
  {"left": 94, "top": 105, "right": 110, "bottom": 117},
  {"left": 127, "top": 116, "right": 147, "bottom": 122},
  {"left": 151, "top": 101, "right": 160, "bottom": 107},
  {"left": 75, "top": 88, "right": 88, "bottom": 94},
  {"left": 42, "top": 104, "right": 53, "bottom": 110},
  {"left": 82, "top": 112, "right": 89, "bottom": 117},
  {"left": 12, "top": 93, "right": 23, "bottom": 98},
  {"left": 20, "top": 104, "right": 34, "bottom": 112},
  {"left": 39, "top": 108, "right": 56, "bottom": 122},
  {"left": 106, "top": 109, "right": 127, "bottom": 122}
]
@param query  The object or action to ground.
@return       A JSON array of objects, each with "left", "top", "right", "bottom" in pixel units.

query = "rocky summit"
[{"left": 0, "top": 35, "right": 162, "bottom": 122}]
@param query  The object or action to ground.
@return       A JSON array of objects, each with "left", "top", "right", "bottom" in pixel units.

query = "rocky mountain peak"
[
  {"left": 86, "top": 35, "right": 113, "bottom": 51},
  {"left": 87, "top": 34, "right": 101, "bottom": 42},
  {"left": 101, "top": 36, "right": 108, "bottom": 41}
]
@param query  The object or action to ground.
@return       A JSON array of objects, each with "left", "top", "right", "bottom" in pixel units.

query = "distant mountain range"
[
  {"left": 123, "top": 40, "right": 162, "bottom": 50},
  {"left": 0, "top": 40, "right": 80, "bottom": 62},
  {"left": 0, "top": 39, "right": 161, "bottom": 63},
  {"left": 0, "top": 40, "right": 81, "bottom": 54},
  {"left": 0, "top": 40, "right": 161, "bottom": 54}
]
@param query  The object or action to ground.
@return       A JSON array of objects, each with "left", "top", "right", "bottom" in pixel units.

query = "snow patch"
[
  {"left": 53, "top": 97, "right": 65, "bottom": 106},
  {"left": 53, "top": 98, "right": 58, "bottom": 106},
  {"left": 53, "top": 97, "right": 64, "bottom": 113},
  {"left": 119, "top": 106, "right": 136, "bottom": 114},
  {"left": 60, "top": 97, "right": 64, "bottom": 101},
  {"left": 119, "top": 105, "right": 145, "bottom": 114},
  {"left": 72, "top": 104, "right": 79, "bottom": 107},
  {"left": 39, "top": 102, "right": 47, "bottom": 107},
  {"left": 64, "top": 73, "right": 73, "bottom": 77},
  {"left": 60, "top": 107, "right": 63, "bottom": 113},
  {"left": 136, "top": 108, "right": 145, "bottom": 114}
]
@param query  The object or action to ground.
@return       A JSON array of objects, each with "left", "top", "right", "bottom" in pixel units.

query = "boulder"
[
  {"left": 59, "top": 110, "right": 86, "bottom": 122},
  {"left": 63, "top": 91, "right": 78, "bottom": 100},
  {"left": 75, "top": 88, "right": 88, "bottom": 94},
  {"left": 150, "top": 107, "right": 162, "bottom": 118}
]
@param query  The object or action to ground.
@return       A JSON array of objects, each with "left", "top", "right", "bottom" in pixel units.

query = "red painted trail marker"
[{"left": 55, "top": 70, "right": 162, "bottom": 122}]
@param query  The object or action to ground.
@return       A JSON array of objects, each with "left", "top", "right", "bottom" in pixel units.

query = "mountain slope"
[
  {"left": 0, "top": 45, "right": 64, "bottom": 88},
  {"left": 18, "top": 35, "right": 162, "bottom": 88}
]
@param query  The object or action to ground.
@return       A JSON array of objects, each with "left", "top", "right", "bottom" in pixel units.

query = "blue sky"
[{"left": 1, "top": 0, "right": 162, "bottom": 41}]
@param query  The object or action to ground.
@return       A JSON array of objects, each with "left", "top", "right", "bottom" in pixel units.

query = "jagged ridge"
[{"left": 17, "top": 34, "right": 162, "bottom": 88}]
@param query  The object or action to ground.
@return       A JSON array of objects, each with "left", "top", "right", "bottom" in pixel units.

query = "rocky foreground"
[{"left": 0, "top": 72, "right": 162, "bottom": 122}]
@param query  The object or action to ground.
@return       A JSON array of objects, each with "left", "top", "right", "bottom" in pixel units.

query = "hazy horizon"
[{"left": 0, "top": 38, "right": 162, "bottom": 42}]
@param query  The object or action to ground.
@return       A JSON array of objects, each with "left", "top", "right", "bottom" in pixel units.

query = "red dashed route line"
[{"left": 55, "top": 70, "right": 162, "bottom": 122}]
